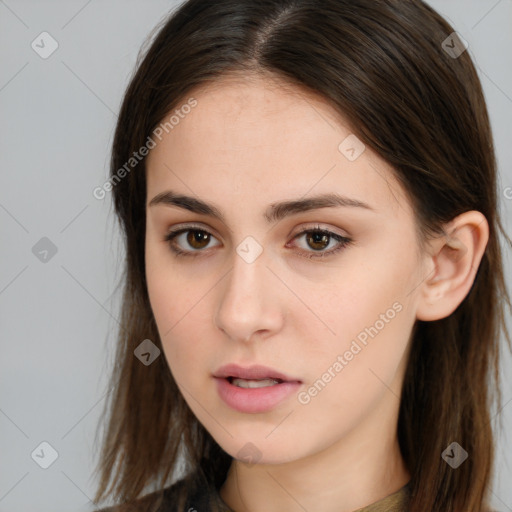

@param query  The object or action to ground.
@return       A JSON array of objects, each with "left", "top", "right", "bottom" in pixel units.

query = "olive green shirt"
[
  {"left": 217, "top": 481, "right": 411, "bottom": 512},
  {"left": 353, "top": 483, "right": 411, "bottom": 511}
]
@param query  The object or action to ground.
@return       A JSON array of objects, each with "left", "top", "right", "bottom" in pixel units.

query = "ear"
[{"left": 415, "top": 210, "right": 489, "bottom": 321}]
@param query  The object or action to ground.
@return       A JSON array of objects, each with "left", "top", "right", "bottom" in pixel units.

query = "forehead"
[{"left": 145, "top": 74, "right": 411, "bottom": 222}]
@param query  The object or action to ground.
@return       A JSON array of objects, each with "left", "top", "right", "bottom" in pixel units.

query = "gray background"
[{"left": 0, "top": 1, "right": 511, "bottom": 511}]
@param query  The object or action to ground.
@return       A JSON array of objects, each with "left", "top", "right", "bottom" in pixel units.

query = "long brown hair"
[{"left": 92, "top": 1, "right": 512, "bottom": 510}]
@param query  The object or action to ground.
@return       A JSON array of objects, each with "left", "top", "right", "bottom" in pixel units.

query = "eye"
[
  {"left": 288, "top": 225, "right": 353, "bottom": 260},
  {"left": 164, "top": 224, "right": 221, "bottom": 257},
  {"left": 163, "top": 223, "right": 353, "bottom": 259}
]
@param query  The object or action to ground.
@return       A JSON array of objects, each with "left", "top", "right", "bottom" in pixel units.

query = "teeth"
[{"left": 231, "top": 378, "right": 281, "bottom": 388}]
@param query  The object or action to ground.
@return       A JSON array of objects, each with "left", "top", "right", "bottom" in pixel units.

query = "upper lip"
[{"left": 213, "top": 363, "right": 302, "bottom": 383}]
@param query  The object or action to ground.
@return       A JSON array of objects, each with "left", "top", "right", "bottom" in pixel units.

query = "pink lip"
[{"left": 213, "top": 363, "right": 302, "bottom": 414}]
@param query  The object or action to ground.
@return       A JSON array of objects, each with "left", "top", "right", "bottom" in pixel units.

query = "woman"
[{"left": 92, "top": 1, "right": 511, "bottom": 510}]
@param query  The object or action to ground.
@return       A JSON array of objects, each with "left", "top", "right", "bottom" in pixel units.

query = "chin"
[{"left": 215, "top": 435, "right": 306, "bottom": 467}]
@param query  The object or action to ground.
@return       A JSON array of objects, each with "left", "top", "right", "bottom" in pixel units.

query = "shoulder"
[{"left": 95, "top": 472, "right": 208, "bottom": 512}]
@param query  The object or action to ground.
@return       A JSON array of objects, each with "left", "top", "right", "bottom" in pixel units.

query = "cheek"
[
  {"left": 145, "top": 252, "right": 215, "bottom": 384},
  {"left": 145, "top": 239, "right": 198, "bottom": 332},
  {"left": 294, "top": 291, "right": 413, "bottom": 445},
  {"left": 146, "top": 276, "right": 188, "bottom": 364},
  {"left": 309, "top": 264, "right": 408, "bottom": 345},
  {"left": 146, "top": 249, "right": 182, "bottom": 361},
  {"left": 300, "top": 243, "right": 417, "bottom": 389}
]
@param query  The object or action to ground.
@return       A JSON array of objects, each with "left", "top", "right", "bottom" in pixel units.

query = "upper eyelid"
[{"left": 165, "top": 222, "right": 347, "bottom": 240}]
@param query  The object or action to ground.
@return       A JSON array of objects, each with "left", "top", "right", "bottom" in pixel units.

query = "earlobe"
[{"left": 415, "top": 211, "right": 489, "bottom": 322}]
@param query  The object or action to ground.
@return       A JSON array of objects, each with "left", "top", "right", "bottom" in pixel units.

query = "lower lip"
[{"left": 214, "top": 377, "right": 302, "bottom": 413}]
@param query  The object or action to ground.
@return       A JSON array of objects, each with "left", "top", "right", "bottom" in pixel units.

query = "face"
[{"left": 145, "top": 74, "right": 426, "bottom": 465}]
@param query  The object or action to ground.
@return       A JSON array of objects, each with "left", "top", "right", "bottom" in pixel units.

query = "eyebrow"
[{"left": 148, "top": 190, "right": 375, "bottom": 224}]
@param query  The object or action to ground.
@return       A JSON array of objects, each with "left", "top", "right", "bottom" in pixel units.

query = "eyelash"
[{"left": 163, "top": 223, "right": 353, "bottom": 260}]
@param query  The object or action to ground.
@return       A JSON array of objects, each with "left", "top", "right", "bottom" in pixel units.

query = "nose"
[{"left": 214, "top": 248, "right": 284, "bottom": 343}]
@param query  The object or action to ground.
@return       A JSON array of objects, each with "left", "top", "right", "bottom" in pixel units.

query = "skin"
[{"left": 144, "top": 72, "right": 489, "bottom": 512}]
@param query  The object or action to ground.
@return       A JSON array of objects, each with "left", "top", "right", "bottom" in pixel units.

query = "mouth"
[
  {"left": 226, "top": 376, "right": 284, "bottom": 388},
  {"left": 213, "top": 363, "right": 302, "bottom": 413}
]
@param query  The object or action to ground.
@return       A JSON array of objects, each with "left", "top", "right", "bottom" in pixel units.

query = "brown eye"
[
  {"left": 164, "top": 224, "right": 352, "bottom": 260},
  {"left": 289, "top": 227, "right": 353, "bottom": 260},
  {"left": 164, "top": 226, "right": 221, "bottom": 257}
]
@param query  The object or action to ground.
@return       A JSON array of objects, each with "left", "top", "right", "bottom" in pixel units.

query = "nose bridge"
[{"left": 214, "top": 242, "right": 282, "bottom": 341}]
